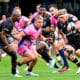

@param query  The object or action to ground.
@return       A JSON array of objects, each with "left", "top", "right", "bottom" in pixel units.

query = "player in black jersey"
[
  {"left": 0, "top": 7, "right": 22, "bottom": 77},
  {"left": 58, "top": 9, "right": 80, "bottom": 74}
]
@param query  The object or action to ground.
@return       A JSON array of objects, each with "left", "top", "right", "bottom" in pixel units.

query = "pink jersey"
[
  {"left": 32, "top": 12, "right": 51, "bottom": 19},
  {"left": 15, "top": 16, "right": 29, "bottom": 30},
  {"left": 32, "top": 12, "right": 38, "bottom": 19},
  {"left": 50, "top": 16, "right": 59, "bottom": 25},
  {"left": 24, "top": 24, "right": 41, "bottom": 40},
  {"left": 17, "top": 24, "right": 42, "bottom": 56}
]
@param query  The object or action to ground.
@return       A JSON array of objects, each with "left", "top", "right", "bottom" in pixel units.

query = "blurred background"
[{"left": 0, "top": 0, "right": 80, "bottom": 19}]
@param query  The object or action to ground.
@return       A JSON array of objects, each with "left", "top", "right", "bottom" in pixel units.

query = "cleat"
[
  {"left": 76, "top": 67, "right": 80, "bottom": 74},
  {"left": 26, "top": 72, "right": 39, "bottom": 76},
  {"left": 58, "top": 66, "right": 69, "bottom": 72},
  {"left": 49, "top": 60, "right": 55, "bottom": 68},
  {"left": 52, "top": 68, "right": 60, "bottom": 73},
  {"left": 11, "top": 74, "right": 22, "bottom": 77},
  {"left": 16, "top": 65, "right": 19, "bottom": 74},
  {"left": 2, "top": 53, "right": 7, "bottom": 57}
]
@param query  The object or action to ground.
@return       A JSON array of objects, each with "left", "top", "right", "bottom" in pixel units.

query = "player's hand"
[{"left": 46, "top": 37, "right": 53, "bottom": 43}]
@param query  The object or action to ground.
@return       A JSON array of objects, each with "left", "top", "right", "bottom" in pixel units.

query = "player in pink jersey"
[
  {"left": 17, "top": 23, "right": 42, "bottom": 56},
  {"left": 15, "top": 16, "right": 29, "bottom": 30},
  {"left": 17, "top": 15, "right": 51, "bottom": 76},
  {"left": 11, "top": 15, "right": 30, "bottom": 49}
]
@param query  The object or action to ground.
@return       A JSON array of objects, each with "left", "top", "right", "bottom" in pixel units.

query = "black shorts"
[
  {"left": 0, "top": 43, "right": 6, "bottom": 49},
  {"left": 67, "top": 33, "right": 80, "bottom": 50}
]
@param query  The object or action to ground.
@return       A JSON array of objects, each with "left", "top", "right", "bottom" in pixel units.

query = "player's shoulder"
[{"left": 69, "top": 14, "right": 78, "bottom": 22}]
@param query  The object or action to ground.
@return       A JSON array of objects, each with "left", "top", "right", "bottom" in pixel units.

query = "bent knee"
[
  {"left": 75, "top": 49, "right": 80, "bottom": 57},
  {"left": 30, "top": 54, "right": 38, "bottom": 61}
]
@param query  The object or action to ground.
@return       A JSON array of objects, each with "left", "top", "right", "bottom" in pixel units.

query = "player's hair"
[
  {"left": 48, "top": 4, "right": 58, "bottom": 9},
  {"left": 12, "top": 6, "right": 21, "bottom": 16},
  {"left": 58, "top": 9, "right": 68, "bottom": 17},
  {"left": 13, "top": 6, "right": 21, "bottom": 11},
  {"left": 34, "top": 15, "right": 43, "bottom": 21}
]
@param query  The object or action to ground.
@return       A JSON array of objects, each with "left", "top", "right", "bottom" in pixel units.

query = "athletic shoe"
[
  {"left": 11, "top": 74, "right": 22, "bottom": 77},
  {"left": 16, "top": 65, "right": 19, "bottom": 74},
  {"left": 76, "top": 67, "right": 80, "bottom": 74},
  {"left": 2, "top": 53, "right": 7, "bottom": 57},
  {"left": 58, "top": 66, "right": 69, "bottom": 72},
  {"left": 26, "top": 72, "right": 39, "bottom": 76},
  {"left": 52, "top": 68, "right": 60, "bottom": 73},
  {"left": 49, "top": 59, "right": 55, "bottom": 68}
]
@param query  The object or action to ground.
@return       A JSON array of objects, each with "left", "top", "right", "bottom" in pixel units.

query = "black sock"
[
  {"left": 56, "top": 54, "right": 59, "bottom": 57},
  {"left": 54, "top": 63, "right": 59, "bottom": 69},
  {"left": 26, "top": 63, "right": 29, "bottom": 66},
  {"left": 72, "top": 58, "right": 80, "bottom": 67},
  {"left": 17, "top": 62, "right": 22, "bottom": 67},
  {"left": 40, "top": 50, "right": 52, "bottom": 63},
  {"left": 59, "top": 49, "right": 69, "bottom": 67},
  {"left": 9, "top": 52, "right": 17, "bottom": 74},
  {"left": 28, "top": 68, "right": 32, "bottom": 72}
]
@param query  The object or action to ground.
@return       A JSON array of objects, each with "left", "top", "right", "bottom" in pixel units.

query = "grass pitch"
[{"left": 0, "top": 55, "right": 80, "bottom": 80}]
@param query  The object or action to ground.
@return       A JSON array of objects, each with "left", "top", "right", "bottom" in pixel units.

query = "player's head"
[
  {"left": 39, "top": 5, "right": 47, "bottom": 15},
  {"left": 49, "top": 4, "right": 58, "bottom": 17},
  {"left": 11, "top": 6, "right": 21, "bottom": 22},
  {"left": 34, "top": 15, "right": 43, "bottom": 29},
  {"left": 58, "top": 9, "right": 69, "bottom": 23}
]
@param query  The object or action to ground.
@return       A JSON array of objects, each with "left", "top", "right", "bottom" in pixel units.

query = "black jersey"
[
  {"left": 57, "top": 16, "right": 80, "bottom": 49},
  {"left": 42, "top": 13, "right": 51, "bottom": 37},
  {"left": 57, "top": 17, "right": 78, "bottom": 35},
  {"left": 0, "top": 17, "right": 14, "bottom": 48}
]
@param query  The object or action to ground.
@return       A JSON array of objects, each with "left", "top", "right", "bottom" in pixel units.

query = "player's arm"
[
  {"left": 38, "top": 34, "right": 53, "bottom": 43},
  {"left": 38, "top": 34, "right": 46, "bottom": 41}
]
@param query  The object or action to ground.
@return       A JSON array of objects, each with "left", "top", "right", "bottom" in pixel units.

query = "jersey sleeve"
[
  {"left": 72, "top": 17, "right": 78, "bottom": 22},
  {"left": 57, "top": 21, "right": 63, "bottom": 30},
  {"left": 23, "top": 26, "right": 32, "bottom": 36},
  {"left": 1, "top": 22, "right": 9, "bottom": 33}
]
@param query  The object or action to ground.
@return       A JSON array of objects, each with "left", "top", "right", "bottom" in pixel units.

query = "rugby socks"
[
  {"left": 56, "top": 54, "right": 61, "bottom": 61},
  {"left": 17, "top": 62, "right": 22, "bottom": 66},
  {"left": 27, "top": 68, "right": 32, "bottom": 72},
  {"left": 59, "top": 49, "right": 69, "bottom": 67},
  {"left": 9, "top": 52, "right": 17, "bottom": 74},
  {"left": 41, "top": 50, "right": 52, "bottom": 63},
  {"left": 72, "top": 58, "right": 80, "bottom": 67},
  {"left": 54, "top": 63, "right": 59, "bottom": 69}
]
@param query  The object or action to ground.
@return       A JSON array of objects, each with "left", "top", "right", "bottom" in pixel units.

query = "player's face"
[
  {"left": 39, "top": 8, "right": 46, "bottom": 15},
  {"left": 49, "top": 7, "right": 58, "bottom": 16},
  {"left": 34, "top": 18, "right": 43, "bottom": 29},
  {"left": 13, "top": 14, "right": 21, "bottom": 22},
  {"left": 59, "top": 16, "right": 68, "bottom": 23}
]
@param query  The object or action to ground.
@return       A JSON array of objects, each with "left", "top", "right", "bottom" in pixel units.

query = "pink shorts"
[{"left": 17, "top": 44, "right": 36, "bottom": 56}]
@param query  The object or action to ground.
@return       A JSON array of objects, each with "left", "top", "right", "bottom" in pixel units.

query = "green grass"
[{"left": 0, "top": 55, "right": 80, "bottom": 80}]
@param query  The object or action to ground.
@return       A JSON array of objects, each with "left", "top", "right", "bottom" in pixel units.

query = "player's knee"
[
  {"left": 75, "top": 49, "right": 80, "bottom": 57},
  {"left": 31, "top": 55, "right": 38, "bottom": 61},
  {"left": 64, "top": 48, "right": 74, "bottom": 55}
]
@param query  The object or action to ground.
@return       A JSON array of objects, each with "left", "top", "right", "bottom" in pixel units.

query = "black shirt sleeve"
[
  {"left": 57, "top": 21, "right": 63, "bottom": 30},
  {"left": 1, "top": 18, "right": 13, "bottom": 34}
]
